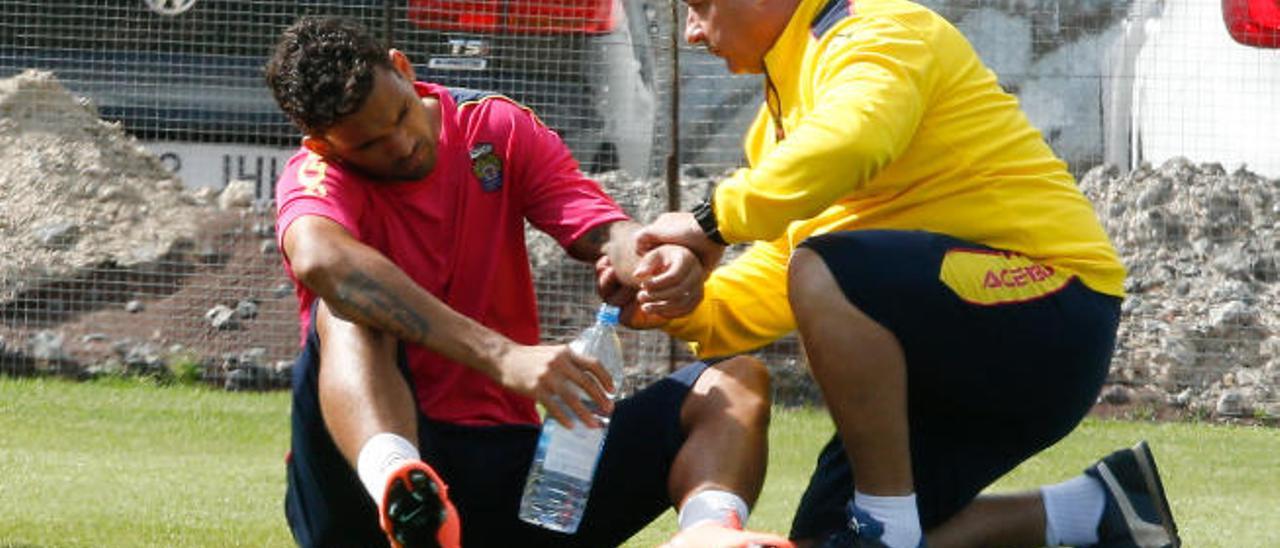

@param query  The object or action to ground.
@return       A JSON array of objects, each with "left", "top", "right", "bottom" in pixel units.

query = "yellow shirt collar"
[{"left": 762, "top": 0, "right": 834, "bottom": 82}]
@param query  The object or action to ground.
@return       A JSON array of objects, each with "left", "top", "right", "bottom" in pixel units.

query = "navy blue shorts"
[
  {"left": 790, "top": 230, "right": 1121, "bottom": 539},
  {"left": 284, "top": 314, "right": 713, "bottom": 548}
]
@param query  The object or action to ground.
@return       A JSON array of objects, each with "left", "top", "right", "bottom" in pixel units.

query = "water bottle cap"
[{"left": 596, "top": 304, "right": 620, "bottom": 325}]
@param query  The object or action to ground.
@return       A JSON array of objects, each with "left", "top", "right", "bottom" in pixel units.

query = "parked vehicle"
[
  {"left": 1105, "top": 0, "right": 1280, "bottom": 177},
  {"left": 0, "top": 0, "right": 659, "bottom": 193}
]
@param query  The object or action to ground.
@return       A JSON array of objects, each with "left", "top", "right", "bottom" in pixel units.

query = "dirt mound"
[
  {"left": 0, "top": 70, "right": 210, "bottom": 304},
  {"left": 0, "top": 70, "right": 289, "bottom": 388}
]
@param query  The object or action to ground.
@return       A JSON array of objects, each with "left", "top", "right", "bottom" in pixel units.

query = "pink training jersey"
[{"left": 274, "top": 82, "right": 629, "bottom": 426}]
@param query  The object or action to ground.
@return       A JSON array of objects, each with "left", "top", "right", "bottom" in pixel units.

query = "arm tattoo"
[{"left": 333, "top": 270, "right": 432, "bottom": 342}]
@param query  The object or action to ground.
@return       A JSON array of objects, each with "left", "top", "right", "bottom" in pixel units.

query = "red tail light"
[
  {"left": 408, "top": 0, "right": 617, "bottom": 34},
  {"left": 1223, "top": 0, "right": 1280, "bottom": 47},
  {"left": 409, "top": 1, "right": 501, "bottom": 33}
]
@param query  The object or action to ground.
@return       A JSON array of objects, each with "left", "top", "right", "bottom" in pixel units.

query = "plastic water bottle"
[{"left": 518, "top": 303, "right": 625, "bottom": 533}]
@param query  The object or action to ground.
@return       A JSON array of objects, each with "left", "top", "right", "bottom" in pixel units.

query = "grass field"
[{"left": 2, "top": 376, "right": 1278, "bottom": 547}]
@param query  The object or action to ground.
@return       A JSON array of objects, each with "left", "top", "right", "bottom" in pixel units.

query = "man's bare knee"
[
  {"left": 711, "top": 355, "right": 771, "bottom": 400},
  {"left": 787, "top": 248, "right": 839, "bottom": 317},
  {"left": 684, "top": 356, "right": 772, "bottom": 428},
  {"left": 786, "top": 246, "right": 902, "bottom": 381}
]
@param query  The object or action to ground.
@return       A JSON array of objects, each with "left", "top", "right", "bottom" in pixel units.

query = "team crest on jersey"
[
  {"left": 298, "top": 154, "right": 329, "bottom": 197},
  {"left": 470, "top": 143, "right": 503, "bottom": 192}
]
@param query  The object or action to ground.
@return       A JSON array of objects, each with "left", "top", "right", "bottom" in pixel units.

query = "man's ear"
[
  {"left": 302, "top": 136, "right": 332, "bottom": 158},
  {"left": 389, "top": 48, "right": 417, "bottom": 81}
]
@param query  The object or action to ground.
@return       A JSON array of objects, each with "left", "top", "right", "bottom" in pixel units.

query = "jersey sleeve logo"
[
  {"left": 298, "top": 154, "right": 329, "bottom": 198},
  {"left": 939, "top": 248, "right": 1074, "bottom": 306},
  {"left": 470, "top": 143, "right": 504, "bottom": 192}
]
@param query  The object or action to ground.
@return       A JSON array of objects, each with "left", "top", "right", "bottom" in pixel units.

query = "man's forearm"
[
  {"left": 302, "top": 244, "right": 510, "bottom": 379},
  {"left": 327, "top": 267, "right": 432, "bottom": 341}
]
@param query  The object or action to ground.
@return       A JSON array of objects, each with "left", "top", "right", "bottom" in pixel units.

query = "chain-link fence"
[{"left": 1, "top": 0, "right": 1277, "bottom": 417}]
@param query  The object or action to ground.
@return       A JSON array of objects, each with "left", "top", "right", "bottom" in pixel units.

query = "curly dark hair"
[{"left": 265, "top": 17, "right": 393, "bottom": 135}]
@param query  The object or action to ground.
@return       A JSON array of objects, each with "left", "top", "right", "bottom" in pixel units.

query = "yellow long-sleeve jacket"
[{"left": 663, "top": 0, "right": 1125, "bottom": 358}]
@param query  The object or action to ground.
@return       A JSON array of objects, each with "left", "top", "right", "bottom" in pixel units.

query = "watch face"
[
  {"left": 692, "top": 200, "right": 712, "bottom": 226},
  {"left": 691, "top": 199, "right": 727, "bottom": 245},
  {"left": 693, "top": 199, "right": 712, "bottom": 218}
]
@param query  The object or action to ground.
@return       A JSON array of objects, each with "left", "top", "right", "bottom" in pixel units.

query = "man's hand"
[
  {"left": 568, "top": 220, "right": 643, "bottom": 287},
  {"left": 634, "top": 245, "right": 703, "bottom": 319},
  {"left": 596, "top": 244, "right": 704, "bottom": 329},
  {"left": 596, "top": 255, "right": 668, "bottom": 329},
  {"left": 494, "top": 343, "right": 615, "bottom": 429},
  {"left": 635, "top": 212, "right": 726, "bottom": 274},
  {"left": 594, "top": 254, "right": 637, "bottom": 308}
]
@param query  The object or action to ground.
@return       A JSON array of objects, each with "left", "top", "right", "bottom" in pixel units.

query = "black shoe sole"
[{"left": 1131, "top": 441, "right": 1181, "bottom": 548}]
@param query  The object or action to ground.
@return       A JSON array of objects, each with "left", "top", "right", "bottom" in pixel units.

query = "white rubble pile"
[
  {"left": 1080, "top": 159, "right": 1280, "bottom": 418},
  {"left": 0, "top": 70, "right": 208, "bottom": 304}
]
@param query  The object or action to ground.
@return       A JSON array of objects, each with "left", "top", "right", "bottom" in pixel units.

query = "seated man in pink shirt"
[{"left": 265, "top": 16, "right": 788, "bottom": 548}]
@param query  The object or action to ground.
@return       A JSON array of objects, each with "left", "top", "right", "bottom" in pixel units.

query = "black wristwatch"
[{"left": 690, "top": 198, "right": 728, "bottom": 246}]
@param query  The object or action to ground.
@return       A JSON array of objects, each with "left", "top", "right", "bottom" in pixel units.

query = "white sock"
[
  {"left": 1041, "top": 475, "right": 1106, "bottom": 546},
  {"left": 854, "top": 490, "right": 921, "bottom": 548},
  {"left": 677, "top": 489, "right": 750, "bottom": 530},
  {"left": 356, "top": 432, "right": 421, "bottom": 506}
]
